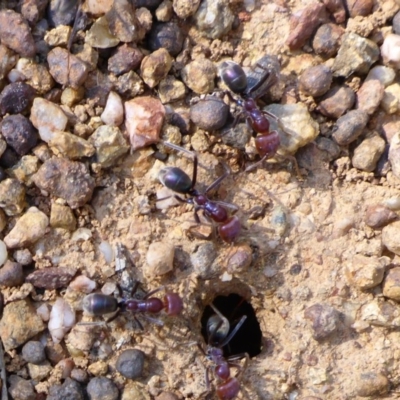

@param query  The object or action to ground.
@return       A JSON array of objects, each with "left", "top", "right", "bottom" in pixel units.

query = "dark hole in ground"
[{"left": 201, "top": 293, "right": 262, "bottom": 358}]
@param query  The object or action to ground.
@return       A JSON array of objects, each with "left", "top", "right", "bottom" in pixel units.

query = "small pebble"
[
  {"left": 22, "top": 341, "right": 46, "bottom": 364},
  {"left": 382, "top": 267, "right": 400, "bottom": 301},
  {"left": 47, "top": 377, "right": 85, "bottom": 400},
  {"left": 86, "top": 0, "right": 113, "bottom": 14},
  {"left": 352, "top": 134, "right": 385, "bottom": 172},
  {"left": 222, "top": 122, "right": 252, "bottom": 149},
  {"left": 156, "top": 0, "right": 173, "bottom": 21},
  {"left": 0, "top": 147, "right": 19, "bottom": 169},
  {"left": 344, "top": 0, "right": 373, "bottom": 17},
  {"left": 223, "top": 244, "right": 252, "bottom": 274},
  {"left": 173, "top": 0, "right": 200, "bottom": 18},
  {"left": 145, "top": 241, "right": 175, "bottom": 277},
  {"left": 26, "top": 266, "right": 76, "bottom": 289},
  {"left": 0, "top": 260, "right": 23, "bottom": 287},
  {"left": 322, "top": 0, "right": 346, "bottom": 23},
  {"left": 393, "top": 11, "right": 400, "bottom": 35},
  {"left": 181, "top": 59, "right": 217, "bottom": 94},
  {"left": 50, "top": 203, "right": 77, "bottom": 231},
  {"left": 345, "top": 254, "right": 387, "bottom": 290},
  {"left": 33, "top": 158, "right": 95, "bottom": 208},
  {"left": 304, "top": 303, "right": 340, "bottom": 341},
  {"left": 140, "top": 48, "right": 173, "bottom": 88},
  {"left": 0, "top": 241, "right": 7, "bottom": 267},
  {"left": 86, "top": 16, "right": 120, "bottom": 49},
  {"left": 61, "top": 87, "right": 84, "bottom": 107},
  {"left": 116, "top": 349, "right": 145, "bottom": 379},
  {"left": 389, "top": 132, "right": 400, "bottom": 179},
  {"left": 381, "top": 83, "right": 400, "bottom": 114},
  {"left": 190, "top": 242, "right": 218, "bottom": 279},
  {"left": 355, "top": 372, "right": 389, "bottom": 397},
  {"left": 332, "top": 32, "right": 379, "bottom": 77},
  {"left": 0, "top": 178, "right": 26, "bottom": 216},
  {"left": 88, "top": 360, "right": 108, "bottom": 376},
  {"left": 48, "top": 297, "right": 76, "bottom": 344},
  {"left": 381, "top": 34, "right": 400, "bottom": 69},
  {"left": 47, "top": 0, "right": 79, "bottom": 27},
  {"left": 16, "top": 59, "right": 55, "bottom": 95},
  {"left": 383, "top": 197, "right": 400, "bottom": 211},
  {"left": 286, "top": 3, "right": 327, "bottom": 50},
  {"left": 8, "top": 375, "right": 36, "bottom": 400},
  {"left": 299, "top": 65, "right": 332, "bottom": 97},
  {"left": 0, "top": 9, "right": 36, "bottom": 57},
  {"left": 190, "top": 97, "right": 229, "bottom": 131},
  {"left": 356, "top": 80, "right": 384, "bottom": 115},
  {"left": 366, "top": 65, "right": 396, "bottom": 87},
  {"left": 158, "top": 75, "right": 186, "bottom": 103},
  {"left": 87, "top": 377, "right": 119, "bottom": 400},
  {"left": 317, "top": 86, "right": 355, "bottom": 119},
  {"left": 193, "top": 0, "right": 234, "bottom": 39},
  {"left": 0, "top": 44, "right": 18, "bottom": 80},
  {"left": 13, "top": 249, "right": 32, "bottom": 266},
  {"left": 108, "top": 44, "right": 143, "bottom": 76},
  {"left": 71, "top": 368, "right": 89, "bottom": 383},
  {"left": 312, "top": 23, "right": 344, "bottom": 58},
  {"left": 124, "top": 96, "right": 165, "bottom": 151},
  {"left": 0, "top": 82, "right": 36, "bottom": 116},
  {"left": 115, "top": 70, "right": 145, "bottom": 98},
  {"left": 332, "top": 109, "right": 369, "bottom": 146},
  {"left": 49, "top": 131, "right": 95, "bottom": 160},
  {"left": 69, "top": 275, "right": 97, "bottom": 293},
  {"left": 382, "top": 221, "right": 400, "bottom": 255},
  {"left": 365, "top": 205, "right": 398, "bottom": 229},
  {"left": 147, "top": 22, "right": 184, "bottom": 56}
]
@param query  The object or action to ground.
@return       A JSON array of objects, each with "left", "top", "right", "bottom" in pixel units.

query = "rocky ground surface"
[{"left": 1, "top": 0, "right": 400, "bottom": 399}]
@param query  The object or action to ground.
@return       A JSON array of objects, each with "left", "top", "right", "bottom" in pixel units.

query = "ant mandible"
[
  {"left": 219, "top": 56, "right": 300, "bottom": 174},
  {"left": 199, "top": 304, "right": 249, "bottom": 400},
  {"left": 83, "top": 283, "right": 183, "bottom": 329},
  {"left": 158, "top": 142, "right": 241, "bottom": 243}
]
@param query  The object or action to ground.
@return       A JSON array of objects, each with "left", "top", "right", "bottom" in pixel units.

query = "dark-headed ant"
[
  {"left": 158, "top": 142, "right": 241, "bottom": 243},
  {"left": 199, "top": 304, "right": 249, "bottom": 400},
  {"left": 82, "top": 284, "right": 183, "bottom": 328},
  {"left": 220, "top": 56, "right": 299, "bottom": 174}
]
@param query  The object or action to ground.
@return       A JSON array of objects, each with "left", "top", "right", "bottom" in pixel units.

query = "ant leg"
[
  {"left": 204, "top": 163, "right": 231, "bottom": 194},
  {"left": 245, "top": 154, "right": 268, "bottom": 172},
  {"left": 134, "top": 316, "right": 145, "bottom": 330},
  {"left": 143, "top": 314, "right": 164, "bottom": 326},
  {"left": 144, "top": 286, "right": 166, "bottom": 299},
  {"left": 227, "top": 352, "right": 249, "bottom": 379},
  {"left": 220, "top": 315, "right": 247, "bottom": 348}
]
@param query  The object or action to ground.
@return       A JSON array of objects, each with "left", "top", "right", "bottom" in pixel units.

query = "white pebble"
[
  {"left": 383, "top": 197, "right": 400, "bottom": 210},
  {"left": 145, "top": 241, "right": 175, "bottom": 277},
  {"left": 381, "top": 34, "right": 400, "bottom": 69},
  {"left": 101, "top": 281, "right": 116, "bottom": 295},
  {"left": 69, "top": 275, "right": 97, "bottom": 294},
  {"left": 0, "top": 240, "right": 7, "bottom": 267},
  {"left": 36, "top": 303, "right": 50, "bottom": 321},
  {"left": 101, "top": 91, "right": 124, "bottom": 126},
  {"left": 98, "top": 241, "right": 114, "bottom": 264},
  {"left": 48, "top": 298, "right": 76, "bottom": 344},
  {"left": 71, "top": 228, "right": 92, "bottom": 242}
]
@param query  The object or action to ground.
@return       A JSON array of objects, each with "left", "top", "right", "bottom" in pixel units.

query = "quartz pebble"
[
  {"left": 190, "top": 97, "right": 229, "bottom": 131},
  {"left": 356, "top": 80, "right": 384, "bottom": 115},
  {"left": 181, "top": 59, "right": 217, "bottom": 94},
  {"left": 101, "top": 92, "right": 124, "bottom": 126},
  {"left": 0, "top": 260, "right": 23, "bottom": 287},
  {"left": 286, "top": 3, "right": 327, "bottom": 50},
  {"left": 0, "top": 10, "right": 36, "bottom": 57},
  {"left": 332, "top": 110, "right": 369, "bottom": 146},
  {"left": 0, "top": 241, "right": 7, "bottom": 267},
  {"left": 8, "top": 375, "right": 36, "bottom": 400},
  {"left": 13, "top": 249, "right": 32, "bottom": 266},
  {"left": 352, "top": 135, "right": 385, "bottom": 172},
  {"left": 382, "top": 267, "right": 400, "bottom": 301},
  {"left": 48, "top": 298, "right": 76, "bottom": 344},
  {"left": 304, "top": 303, "right": 339, "bottom": 341},
  {"left": 116, "top": 349, "right": 145, "bottom": 379},
  {"left": 0, "top": 178, "right": 26, "bottom": 216},
  {"left": 365, "top": 205, "right": 398, "bottom": 229},
  {"left": 148, "top": 22, "right": 184, "bottom": 56},
  {"left": 381, "top": 34, "right": 400, "bottom": 68},
  {"left": 145, "top": 241, "right": 175, "bottom": 276},
  {"left": 0, "top": 82, "right": 35, "bottom": 116},
  {"left": 140, "top": 48, "right": 172, "bottom": 88},
  {"left": 22, "top": 341, "right": 46, "bottom": 364},
  {"left": 47, "top": 377, "right": 85, "bottom": 400},
  {"left": 30, "top": 98, "right": 68, "bottom": 142},
  {"left": 108, "top": 44, "right": 143, "bottom": 75},
  {"left": 299, "top": 65, "right": 332, "bottom": 97},
  {"left": 69, "top": 275, "right": 97, "bottom": 293},
  {"left": 87, "top": 377, "right": 119, "bottom": 400},
  {"left": 345, "top": 254, "right": 387, "bottom": 290},
  {"left": 193, "top": 0, "right": 234, "bottom": 40},
  {"left": 0, "top": 299, "right": 45, "bottom": 351},
  {"left": 125, "top": 97, "right": 165, "bottom": 151},
  {"left": 382, "top": 221, "right": 400, "bottom": 255},
  {"left": 4, "top": 207, "right": 49, "bottom": 249},
  {"left": 33, "top": 158, "right": 95, "bottom": 208},
  {"left": 317, "top": 86, "right": 355, "bottom": 119},
  {"left": 332, "top": 32, "right": 379, "bottom": 77},
  {"left": 355, "top": 372, "right": 389, "bottom": 397},
  {"left": 50, "top": 203, "right": 77, "bottom": 231},
  {"left": 173, "top": 0, "right": 200, "bottom": 18},
  {"left": 1, "top": 114, "right": 38, "bottom": 156},
  {"left": 86, "top": 16, "right": 120, "bottom": 49}
]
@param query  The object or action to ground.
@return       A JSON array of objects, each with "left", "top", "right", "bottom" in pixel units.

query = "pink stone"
[{"left": 124, "top": 96, "right": 165, "bottom": 151}]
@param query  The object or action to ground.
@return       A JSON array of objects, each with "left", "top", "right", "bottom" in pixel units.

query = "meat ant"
[
  {"left": 219, "top": 56, "right": 300, "bottom": 175},
  {"left": 199, "top": 304, "right": 249, "bottom": 400},
  {"left": 158, "top": 142, "right": 241, "bottom": 243},
  {"left": 82, "top": 283, "right": 183, "bottom": 329}
]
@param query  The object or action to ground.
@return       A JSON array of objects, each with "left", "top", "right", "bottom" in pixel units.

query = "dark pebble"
[
  {"left": 47, "top": 0, "right": 79, "bottom": 27},
  {"left": 169, "top": 107, "right": 191, "bottom": 135},
  {"left": 26, "top": 266, "right": 76, "bottom": 289},
  {"left": 147, "top": 22, "right": 184, "bottom": 57},
  {"left": 116, "top": 349, "right": 145, "bottom": 379},
  {"left": 21, "top": 0, "right": 49, "bottom": 25},
  {"left": 0, "top": 114, "right": 38, "bottom": 155},
  {"left": 304, "top": 303, "right": 340, "bottom": 341},
  {"left": 317, "top": 86, "right": 355, "bottom": 119},
  {"left": 221, "top": 122, "right": 252, "bottom": 149},
  {"left": 356, "top": 372, "right": 389, "bottom": 397},
  {"left": 0, "top": 147, "right": 19, "bottom": 168},
  {"left": 108, "top": 44, "right": 144, "bottom": 76},
  {"left": 47, "top": 377, "right": 84, "bottom": 400},
  {"left": 322, "top": 0, "right": 346, "bottom": 23},
  {"left": 8, "top": 375, "right": 36, "bottom": 400},
  {"left": 190, "top": 97, "right": 229, "bottom": 131},
  {"left": 0, "top": 82, "right": 36, "bottom": 116},
  {"left": 134, "top": 0, "right": 163, "bottom": 9},
  {"left": 393, "top": 11, "right": 400, "bottom": 35},
  {"left": 33, "top": 158, "right": 95, "bottom": 209},
  {"left": 86, "top": 377, "right": 119, "bottom": 400},
  {"left": 156, "top": 393, "right": 180, "bottom": 400},
  {"left": 289, "top": 264, "right": 302, "bottom": 275},
  {"left": 0, "top": 167, "right": 6, "bottom": 182},
  {"left": 299, "top": 65, "right": 332, "bottom": 97},
  {"left": 70, "top": 368, "right": 88, "bottom": 383},
  {"left": 344, "top": 0, "right": 373, "bottom": 17},
  {"left": 0, "top": 260, "right": 23, "bottom": 287},
  {"left": 365, "top": 205, "right": 398, "bottom": 229},
  {"left": 332, "top": 109, "right": 369, "bottom": 146},
  {"left": 22, "top": 341, "right": 46, "bottom": 364},
  {"left": 312, "top": 23, "right": 344, "bottom": 58}
]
